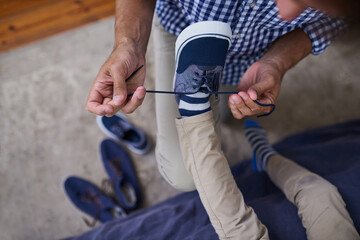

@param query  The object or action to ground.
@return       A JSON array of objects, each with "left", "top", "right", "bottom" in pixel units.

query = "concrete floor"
[{"left": 0, "top": 18, "right": 359, "bottom": 240}]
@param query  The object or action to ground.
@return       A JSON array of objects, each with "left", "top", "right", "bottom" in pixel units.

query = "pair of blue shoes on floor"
[{"left": 65, "top": 113, "right": 150, "bottom": 226}]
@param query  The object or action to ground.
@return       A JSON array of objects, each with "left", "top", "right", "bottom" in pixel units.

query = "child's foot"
[
  {"left": 173, "top": 21, "right": 232, "bottom": 118},
  {"left": 178, "top": 88, "right": 211, "bottom": 117},
  {"left": 244, "top": 120, "right": 277, "bottom": 172}
]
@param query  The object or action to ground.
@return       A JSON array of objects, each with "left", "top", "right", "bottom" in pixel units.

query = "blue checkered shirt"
[{"left": 155, "top": 0, "right": 345, "bottom": 85}]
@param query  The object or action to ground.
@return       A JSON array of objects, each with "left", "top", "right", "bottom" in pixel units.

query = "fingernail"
[
  {"left": 231, "top": 96, "right": 240, "bottom": 104},
  {"left": 249, "top": 91, "right": 257, "bottom": 100},
  {"left": 114, "top": 95, "right": 124, "bottom": 105},
  {"left": 239, "top": 92, "right": 248, "bottom": 100},
  {"left": 137, "top": 95, "right": 145, "bottom": 100},
  {"left": 105, "top": 108, "right": 112, "bottom": 114}
]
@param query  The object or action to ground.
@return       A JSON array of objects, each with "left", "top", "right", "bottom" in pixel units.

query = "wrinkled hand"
[
  {"left": 228, "top": 60, "right": 283, "bottom": 119},
  {"left": 86, "top": 42, "right": 146, "bottom": 116}
]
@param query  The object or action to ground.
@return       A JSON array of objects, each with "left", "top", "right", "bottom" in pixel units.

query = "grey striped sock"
[{"left": 244, "top": 121, "right": 276, "bottom": 172}]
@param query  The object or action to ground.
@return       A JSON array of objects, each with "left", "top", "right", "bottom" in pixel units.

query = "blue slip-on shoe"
[
  {"left": 100, "top": 138, "right": 142, "bottom": 211},
  {"left": 64, "top": 176, "right": 126, "bottom": 227},
  {"left": 174, "top": 21, "right": 232, "bottom": 103},
  {"left": 96, "top": 113, "right": 151, "bottom": 155}
]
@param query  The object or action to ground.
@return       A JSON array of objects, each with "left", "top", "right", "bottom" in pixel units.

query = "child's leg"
[
  {"left": 176, "top": 113, "right": 268, "bottom": 240},
  {"left": 267, "top": 155, "right": 360, "bottom": 240},
  {"left": 245, "top": 121, "right": 360, "bottom": 240}
]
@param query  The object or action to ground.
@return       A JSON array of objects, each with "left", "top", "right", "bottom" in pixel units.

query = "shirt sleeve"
[{"left": 301, "top": 15, "right": 347, "bottom": 55}]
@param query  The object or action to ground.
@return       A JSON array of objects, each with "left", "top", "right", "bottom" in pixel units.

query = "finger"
[
  {"left": 87, "top": 100, "right": 114, "bottom": 116},
  {"left": 228, "top": 94, "right": 245, "bottom": 119},
  {"left": 121, "top": 86, "right": 146, "bottom": 114},
  {"left": 110, "top": 64, "right": 128, "bottom": 106},
  {"left": 239, "top": 91, "right": 274, "bottom": 115},
  {"left": 103, "top": 97, "right": 112, "bottom": 105},
  {"left": 105, "top": 89, "right": 133, "bottom": 116},
  {"left": 238, "top": 92, "right": 262, "bottom": 113},
  {"left": 230, "top": 93, "right": 255, "bottom": 115},
  {"left": 229, "top": 102, "right": 244, "bottom": 119},
  {"left": 247, "top": 79, "right": 274, "bottom": 100},
  {"left": 256, "top": 93, "right": 274, "bottom": 105},
  {"left": 105, "top": 98, "right": 126, "bottom": 117},
  {"left": 86, "top": 89, "right": 114, "bottom": 115},
  {"left": 253, "top": 95, "right": 275, "bottom": 114}
]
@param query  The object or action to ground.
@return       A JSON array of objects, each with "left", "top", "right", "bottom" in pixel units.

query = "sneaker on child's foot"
[{"left": 174, "top": 21, "right": 232, "bottom": 117}]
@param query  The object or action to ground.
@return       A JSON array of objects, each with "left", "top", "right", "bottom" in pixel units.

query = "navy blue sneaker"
[
  {"left": 64, "top": 176, "right": 126, "bottom": 227},
  {"left": 174, "top": 21, "right": 232, "bottom": 104},
  {"left": 96, "top": 113, "right": 151, "bottom": 155},
  {"left": 100, "top": 139, "right": 142, "bottom": 211}
]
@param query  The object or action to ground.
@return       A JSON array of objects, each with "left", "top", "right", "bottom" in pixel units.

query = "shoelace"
[
  {"left": 108, "top": 159, "right": 137, "bottom": 206},
  {"left": 81, "top": 189, "right": 104, "bottom": 227},
  {"left": 192, "top": 71, "right": 219, "bottom": 93},
  {"left": 125, "top": 65, "right": 276, "bottom": 117},
  {"left": 81, "top": 185, "right": 126, "bottom": 227}
]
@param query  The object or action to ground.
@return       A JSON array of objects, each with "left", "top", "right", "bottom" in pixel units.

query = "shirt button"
[{"left": 250, "top": 1, "right": 256, "bottom": 7}]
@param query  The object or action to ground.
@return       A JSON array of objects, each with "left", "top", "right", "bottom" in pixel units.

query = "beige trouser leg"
[
  {"left": 152, "top": 15, "right": 221, "bottom": 191},
  {"left": 176, "top": 112, "right": 268, "bottom": 240},
  {"left": 267, "top": 155, "right": 360, "bottom": 240}
]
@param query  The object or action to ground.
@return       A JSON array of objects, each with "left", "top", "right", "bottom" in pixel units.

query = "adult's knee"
[
  {"left": 159, "top": 166, "right": 196, "bottom": 192},
  {"left": 155, "top": 149, "right": 196, "bottom": 192}
]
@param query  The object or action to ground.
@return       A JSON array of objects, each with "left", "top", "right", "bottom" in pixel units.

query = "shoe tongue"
[{"left": 197, "top": 65, "right": 217, "bottom": 71}]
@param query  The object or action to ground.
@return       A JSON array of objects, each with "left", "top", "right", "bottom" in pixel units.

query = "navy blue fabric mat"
[{"left": 68, "top": 119, "right": 360, "bottom": 240}]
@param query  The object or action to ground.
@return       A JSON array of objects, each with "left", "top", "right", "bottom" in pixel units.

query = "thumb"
[
  {"left": 111, "top": 64, "right": 128, "bottom": 106},
  {"left": 247, "top": 80, "right": 273, "bottom": 100}
]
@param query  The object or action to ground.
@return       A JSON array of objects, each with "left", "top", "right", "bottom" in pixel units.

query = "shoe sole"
[{"left": 175, "top": 21, "right": 232, "bottom": 67}]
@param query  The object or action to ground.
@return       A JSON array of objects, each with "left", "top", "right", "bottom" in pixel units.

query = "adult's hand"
[
  {"left": 228, "top": 60, "right": 282, "bottom": 119},
  {"left": 228, "top": 28, "right": 312, "bottom": 119},
  {"left": 86, "top": 0, "right": 156, "bottom": 117},
  {"left": 86, "top": 41, "right": 146, "bottom": 116}
]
